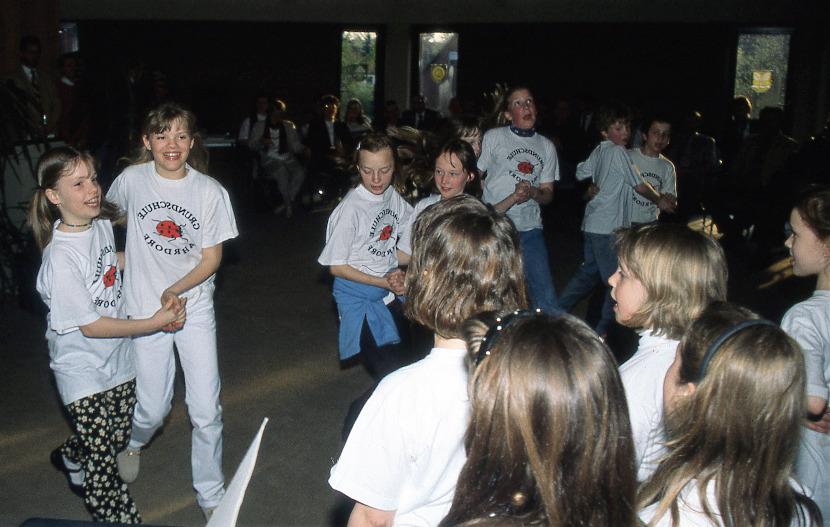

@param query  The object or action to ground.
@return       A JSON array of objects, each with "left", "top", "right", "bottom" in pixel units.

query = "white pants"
[
  {"left": 129, "top": 298, "right": 225, "bottom": 508},
  {"left": 795, "top": 427, "right": 830, "bottom": 525},
  {"left": 264, "top": 156, "right": 305, "bottom": 203}
]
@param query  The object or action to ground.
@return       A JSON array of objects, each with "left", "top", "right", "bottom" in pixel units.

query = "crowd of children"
[{"left": 26, "top": 85, "right": 830, "bottom": 527}]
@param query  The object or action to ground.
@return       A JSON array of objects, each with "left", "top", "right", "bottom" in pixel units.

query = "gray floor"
[{"left": 0, "top": 188, "right": 815, "bottom": 527}]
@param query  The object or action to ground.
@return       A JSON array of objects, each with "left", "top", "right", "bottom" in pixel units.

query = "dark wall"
[
  {"left": 77, "top": 20, "right": 347, "bottom": 134},
  {"left": 75, "top": 20, "right": 749, "bottom": 138}
]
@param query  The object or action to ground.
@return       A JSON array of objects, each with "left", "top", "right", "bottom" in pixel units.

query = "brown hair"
[
  {"left": 638, "top": 301, "right": 820, "bottom": 527},
  {"left": 131, "top": 102, "right": 208, "bottom": 173},
  {"left": 404, "top": 195, "right": 528, "bottom": 338},
  {"left": 793, "top": 185, "right": 830, "bottom": 241},
  {"left": 352, "top": 131, "right": 406, "bottom": 193},
  {"left": 433, "top": 139, "right": 481, "bottom": 197},
  {"left": 27, "top": 146, "right": 120, "bottom": 250},
  {"left": 440, "top": 312, "right": 637, "bottom": 527},
  {"left": 596, "top": 104, "right": 632, "bottom": 133},
  {"left": 615, "top": 223, "right": 728, "bottom": 339}
]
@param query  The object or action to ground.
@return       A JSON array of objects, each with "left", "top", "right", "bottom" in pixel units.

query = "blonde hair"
[
  {"left": 638, "top": 302, "right": 820, "bottom": 527},
  {"left": 404, "top": 195, "right": 528, "bottom": 338},
  {"left": 440, "top": 312, "right": 637, "bottom": 527},
  {"left": 616, "top": 223, "right": 727, "bottom": 339},
  {"left": 131, "top": 102, "right": 208, "bottom": 173},
  {"left": 27, "top": 146, "right": 120, "bottom": 250}
]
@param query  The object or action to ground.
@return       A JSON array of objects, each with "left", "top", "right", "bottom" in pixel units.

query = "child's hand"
[
  {"left": 514, "top": 181, "right": 531, "bottom": 204},
  {"left": 587, "top": 183, "right": 600, "bottom": 200},
  {"left": 656, "top": 193, "right": 677, "bottom": 213},
  {"left": 386, "top": 269, "right": 407, "bottom": 296},
  {"left": 161, "top": 289, "right": 184, "bottom": 312},
  {"left": 154, "top": 296, "right": 186, "bottom": 332},
  {"left": 806, "top": 407, "right": 830, "bottom": 435}
]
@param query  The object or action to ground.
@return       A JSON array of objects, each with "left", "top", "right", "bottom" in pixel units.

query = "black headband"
[
  {"left": 474, "top": 309, "right": 541, "bottom": 367},
  {"left": 697, "top": 319, "right": 778, "bottom": 382}
]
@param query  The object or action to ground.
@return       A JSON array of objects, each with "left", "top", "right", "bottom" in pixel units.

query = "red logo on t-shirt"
[
  {"left": 103, "top": 266, "right": 117, "bottom": 287},
  {"left": 154, "top": 218, "right": 189, "bottom": 243},
  {"left": 517, "top": 161, "right": 534, "bottom": 174},
  {"left": 379, "top": 225, "right": 393, "bottom": 241}
]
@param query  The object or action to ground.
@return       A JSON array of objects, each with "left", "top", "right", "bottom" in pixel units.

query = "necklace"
[
  {"left": 59, "top": 219, "right": 92, "bottom": 228},
  {"left": 509, "top": 125, "right": 536, "bottom": 137}
]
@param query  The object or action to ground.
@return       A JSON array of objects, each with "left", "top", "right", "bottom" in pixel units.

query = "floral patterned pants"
[{"left": 59, "top": 380, "right": 141, "bottom": 523}]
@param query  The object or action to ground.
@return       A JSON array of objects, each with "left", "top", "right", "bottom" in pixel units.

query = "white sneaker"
[{"left": 116, "top": 447, "right": 141, "bottom": 483}]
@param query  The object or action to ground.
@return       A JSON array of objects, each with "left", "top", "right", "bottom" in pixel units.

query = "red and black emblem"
[
  {"left": 103, "top": 266, "right": 117, "bottom": 287},
  {"left": 153, "top": 218, "right": 189, "bottom": 243}
]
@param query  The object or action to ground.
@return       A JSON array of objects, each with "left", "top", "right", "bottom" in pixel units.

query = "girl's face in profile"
[
  {"left": 608, "top": 262, "right": 648, "bottom": 326},
  {"left": 46, "top": 160, "right": 101, "bottom": 226},
  {"left": 504, "top": 89, "right": 537, "bottom": 130},
  {"left": 434, "top": 151, "right": 471, "bottom": 200},
  {"left": 358, "top": 147, "right": 395, "bottom": 195},
  {"left": 785, "top": 208, "right": 830, "bottom": 278}
]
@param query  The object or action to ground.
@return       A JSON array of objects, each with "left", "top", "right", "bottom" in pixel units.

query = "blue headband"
[
  {"left": 697, "top": 319, "right": 778, "bottom": 382},
  {"left": 474, "top": 309, "right": 542, "bottom": 367}
]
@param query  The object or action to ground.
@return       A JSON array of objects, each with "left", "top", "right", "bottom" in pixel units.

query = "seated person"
[
  {"left": 304, "top": 94, "right": 352, "bottom": 201},
  {"left": 248, "top": 99, "right": 307, "bottom": 216}
]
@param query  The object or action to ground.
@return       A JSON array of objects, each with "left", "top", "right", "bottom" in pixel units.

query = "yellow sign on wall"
[{"left": 752, "top": 70, "right": 772, "bottom": 93}]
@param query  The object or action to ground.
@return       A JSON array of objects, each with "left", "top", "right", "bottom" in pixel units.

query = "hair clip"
[
  {"left": 474, "top": 308, "right": 542, "bottom": 367},
  {"left": 697, "top": 319, "right": 777, "bottom": 381}
]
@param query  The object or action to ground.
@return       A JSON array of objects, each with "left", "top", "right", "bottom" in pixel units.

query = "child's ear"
[
  {"left": 503, "top": 110, "right": 512, "bottom": 123},
  {"left": 142, "top": 135, "right": 152, "bottom": 151},
  {"left": 600, "top": 130, "right": 609, "bottom": 140},
  {"left": 45, "top": 188, "right": 60, "bottom": 206}
]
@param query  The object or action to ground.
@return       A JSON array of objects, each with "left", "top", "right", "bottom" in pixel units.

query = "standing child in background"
[
  {"left": 781, "top": 185, "right": 830, "bottom": 523},
  {"left": 440, "top": 311, "right": 636, "bottom": 527},
  {"left": 639, "top": 302, "right": 820, "bottom": 526},
  {"left": 107, "top": 103, "right": 238, "bottom": 519},
  {"left": 450, "top": 114, "right": 483, "bottom": 160},
  {"left": 478, "top": 85, "right": 559, "bottom": 313},
  {"left": 609, "top": 223, "right": 727, "bottom": 481},
  {"left": 318, "top": 132, "right": 414, "bottom": 381},
  {"left": 330, "top": 195, "right": 529, "bottom": 527},
  {"left": 411, "top": 139, "right": 480, "bottom": 220},
  {"left": 557, "top": 104, "right": 675, "bottom": 336},
  {"left": 29, "top": 146, "right": 185, "bottom": 523},
  {"left": 628, "top": 114, "right": 677, "bottom": 224}
]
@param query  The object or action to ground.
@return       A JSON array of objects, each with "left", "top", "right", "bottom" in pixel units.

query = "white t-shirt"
[
  {"left": 478, "top": 127, "right": 559, "bottom": 232},
  {"left": 329, "top": 347, "right": 470, "bottom": 527},
  {"left": 107, "top": 161, "right": 238, "bottom": 317},
  {"left": 639, "top": 478, "right": 814, "bottom": 526},
  {"left": 412, "top": 193, "right": 441, "bottom": 222},
  {"left": 782, "top": 290, "right": 830, "bottom": 401},
  {"left": 576, "top": 141, "right": 642, "bottom": 235},
  {"left": 36, "top": 220, "right": 136, "bottom": 405},
  {"left": 620, "top": 330, "right": 680, "bottom": 482},
  {"left": 318, "top": 184, "right": 413, "bottom": 277},
  {"left": 629, "top": 149, "right": 677, "bottom": 224}
]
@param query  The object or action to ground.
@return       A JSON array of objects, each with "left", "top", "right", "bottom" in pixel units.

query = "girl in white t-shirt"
[
  {"left": 28, "top": 146, "right": 184, "bottom": 523},
  {"left": 107, "top": 103, "right": 238, "bottom": 518},
  {"left": 318, "top": 132, "right": 414, "bottom": 380},
  {"left": 781, "top": 185, "right": 830, "bottom": 522},
  {"left": 412, "top": 139, "right": 480, "bottom": 220},
  {"left": 639, "top": 302, "right": 820, "bottom": 526},
  {"left": 609, "top": 223, "right": 727, "bottom": 481}
]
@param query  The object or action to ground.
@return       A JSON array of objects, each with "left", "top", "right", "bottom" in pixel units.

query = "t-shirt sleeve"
[
  {"left": 328, "top": 378, "right": 410, "bottom": 510},
  {"left": 615, "top": 148, "right": 642, "bottom": 188},
  {"left": 575, "top": 147, "right": 597, "bottom": 181},
  {"left": 395, "top": 200, "right": 415, "bottom": 256},
  {"left": 665, "top": 160, "right": 677, "bottom": 196},
  {"left": 43, "top": 249, "right": 101, "bottom": 334},
  {"left": 106, "top": 173, "right": 127, "bottom": 212},
  {"left": 202, "top": 181, "right": 239, "bottom": 249},
  {"left": 783, "top": 308, "right": 830, "bottom": 401},
  {"left": 318, "top": 204, "right": 357, "bottom": 266},
  {"left": 477, "top": 131, "right": 496, "bottom": 173},
  {"left": 540, "top": 139, "right": 559, "bottom": 184}
]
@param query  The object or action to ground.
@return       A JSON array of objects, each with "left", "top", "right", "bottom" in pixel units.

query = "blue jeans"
[
  {"left": 556, "top": 232, "right": 618, "bottom": 335},
  {"left": 519, "top": 229, "right": 559, "bottom": 313}
]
